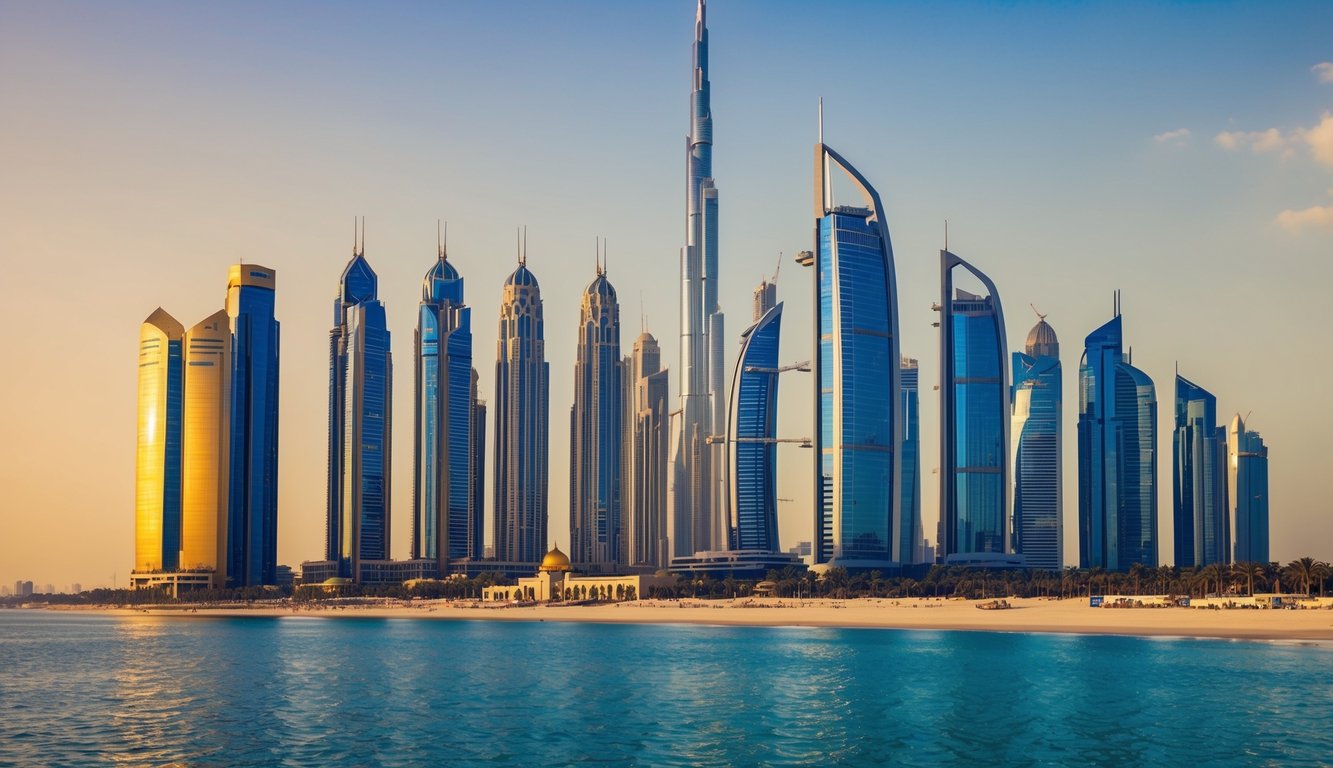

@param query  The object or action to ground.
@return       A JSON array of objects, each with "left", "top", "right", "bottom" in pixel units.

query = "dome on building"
[
  {"left": 506, "top": 263, "right": 539, "bottom": 288},
  {"left": 421, "top": 254, "right": 462, "bottom": 304},
  {"left": 538, "top": 545, "right": 572, "bottom": 572},
  {"left": 424, "top": 254, "right": 460, "bottom": 283},
  {"left": 584, "top": 272, "right": 616, "bottom": 300},
  {"left": 1025, "top": 318, "right": 1059, "bottom": 358}
]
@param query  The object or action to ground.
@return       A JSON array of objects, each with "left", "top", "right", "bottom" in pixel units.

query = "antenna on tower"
[
  {"left": 818, "top": 96, "right": 824, "bottom": 144},
  {"left": 944, "top": 219, "right": 949, "bottom": 252},
  {"left": 438, "top": 220, "right": 448, "bottom": 259},
  {"left": 359, "top": 216, "right": 365, "bottom": 255},
  {"left": 522, "top": 226, "right": 528, "bottom": 265},
  {"left": 1030, "top": 303, "right": 1046, "bottom": 321},
  {"left": 640, "top": 291, "right": 646, "bottom": 334}
]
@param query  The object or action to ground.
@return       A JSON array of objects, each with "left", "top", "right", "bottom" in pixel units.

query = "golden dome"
[{"left": 539, "top": 545, "right": 572, "bottom": 572}]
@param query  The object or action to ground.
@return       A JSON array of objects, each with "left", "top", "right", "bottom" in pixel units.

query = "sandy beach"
[{"left": 56, "top": 597, "right": 1333, "bottom": 642}]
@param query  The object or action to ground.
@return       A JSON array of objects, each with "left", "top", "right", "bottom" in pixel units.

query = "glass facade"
[
  {"left": 727, "top": 302, "right": 782, "bottom": 552},
  {"left": 135, "top": 309, "right": 184, "bottom": 574},
  {"left": 899, "top": 358, "right": 921, "bottom": 563},
  {"left": 570, "top": 270, "right": 623, "bottom": 566},
  {"left": 328, "top": 250, "right": 392, "bottom": 580},
  {"left": 1173, "top": 376, "right": 1227, "bottom": 567},
  {"left": 226, "top": 264, "right": 280, "bottom": 587},
  {"left": 812, "top": 143, "right": 901, "bottom": 565},
  {"left": 628, "top": 334, "right": 670, "bottom": 569},
  {"left": 180, "top": 311, "right": 231, "bottom": 581},
  {"left": 940, "top": 253, "right": 1009, "bottom": 559},
  {"left": 1012, "top": 319, "right": 1062, "bottom": 571},
  {"left": 1227, "top": 414, "right": 1269, "bottom": 564},
  {"left": 1077, "top": 310, "right": 1157, "bottom": 572},
  {"left": 414, "top": 250, "right": 482, "bottom": 572},
  {"left": 493, "top": 262, "right": 549, "bottom": 565}
]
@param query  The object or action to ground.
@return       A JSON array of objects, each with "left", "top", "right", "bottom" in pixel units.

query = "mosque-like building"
[{"left": 481, "top": 546, "right": 675, "bottom": 602}]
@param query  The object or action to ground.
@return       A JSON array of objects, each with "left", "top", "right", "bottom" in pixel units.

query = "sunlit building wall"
[
  {"left": 569, "top": 265, "right": 623, "bottom": 566},
  {"left": 135, "top": 308, "right": 184, "bottom": 574},
  {"left": 180, "top": 310, "right": 231, "bottom": 583},
  {"left": 628, "top": 333, "right": 670, "bottom": 569}
]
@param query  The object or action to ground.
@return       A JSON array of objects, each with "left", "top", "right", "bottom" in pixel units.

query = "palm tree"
[
  {"left": 1128, "top": 563, "right": 1148, "bottom": 596},
  {"left": 1284, "top": 558, "right": 1319, "bottom": 596},
  {"left": 1232, "top": 561, "right": 1265, "bottom": 597}
]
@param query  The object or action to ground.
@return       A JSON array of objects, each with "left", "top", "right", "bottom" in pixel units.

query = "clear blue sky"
[{"left": 3, "top": 1, "right": 1331, "bottom": 588}]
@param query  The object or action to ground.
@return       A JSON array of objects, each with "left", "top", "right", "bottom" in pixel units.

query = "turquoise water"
[{"left": 1, "top": 612, "right": 1330, "bottom": 767}]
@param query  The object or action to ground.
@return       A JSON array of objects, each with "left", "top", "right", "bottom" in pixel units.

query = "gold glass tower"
[
  {"left": 135, "top": 308, "right": 184, "bottom": 573},
  {"left": 180, "top": 310, "right": 232, "bottom": 584}
]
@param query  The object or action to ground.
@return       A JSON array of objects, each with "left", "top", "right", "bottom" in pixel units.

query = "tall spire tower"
[{"left": 674, "top": 0, "right": 725, "bottom": 557}]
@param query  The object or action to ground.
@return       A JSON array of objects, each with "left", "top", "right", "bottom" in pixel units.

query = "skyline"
[{"left": 4, "top": 1, "right": 1333, "bottom": 587}]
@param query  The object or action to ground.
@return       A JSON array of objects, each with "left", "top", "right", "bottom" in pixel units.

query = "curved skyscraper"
[
  {"left": 135, "top": 308, "right": 184, "bottom": 574},
  {"left": 1077, "top": 297, "right": 1157, "bottom": 571},
  {"left": 673, "top": 0, "right": 726, "bottom": 558},
  {"left": 570, "top": 261, "right": 623, "bottom": 567},
  {"left": 1227, "top": 414, "right": 1269, "bottom": 564},
  {"left": 725, "top": 301, "right": 783, "bottom": 553},
  {"left": 939, "top": 251, "right": 1010, "bottom": 559},
  {"left": 414, "top": 237, "right": 483, "bottom": 573},
  {"left": 494, "top": 255, "right": 549, "bottom": 565},
  {"left": 807, "top": 141, "right": 902, "bottom": 567},
  {"left": 1012, "top": 315, "right": 1062, "bottom": 570},
  {"left": 1173, "top": 375, "right": 1226, "bottom": 568},
  {"left": 226, "top": 263, "right": 280, "bottom": 587},
  {"left": 327, "top": 239, "right": 392, "bottom": 580}
]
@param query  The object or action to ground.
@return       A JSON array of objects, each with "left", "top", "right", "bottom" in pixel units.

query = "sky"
[{"left": 2, "top": 1, "right": 1332, "bottom": 590}]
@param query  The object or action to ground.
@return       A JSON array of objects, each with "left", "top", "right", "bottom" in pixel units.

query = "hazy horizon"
[{"left": 4, "top": 1, "right": 1332, "bottom": 588}]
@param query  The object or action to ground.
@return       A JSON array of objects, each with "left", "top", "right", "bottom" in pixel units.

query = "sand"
[{"left": 59, "top": 597, "right": 1333, "bottom": 642}]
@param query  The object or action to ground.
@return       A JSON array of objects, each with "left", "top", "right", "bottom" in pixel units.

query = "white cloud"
[
  {"left": 1302, "top": 111, "right": 1333, "bottom": 168},
  {"left": 1276, "top": 204, "right": 1333, "bottom": 232},
  {"left": 1214, "top": 128, "right": 1294, "bottom": 155},
  {"left": 1152, "top": 128, "right": 1191, "bottom": 144},
  {"left": 1314, "top": 62, "right": 1333, "bottom": 84}
]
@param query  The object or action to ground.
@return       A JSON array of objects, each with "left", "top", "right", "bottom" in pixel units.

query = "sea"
[{"left": 1, "top": 611, "right": 1329, "bottom": 767}]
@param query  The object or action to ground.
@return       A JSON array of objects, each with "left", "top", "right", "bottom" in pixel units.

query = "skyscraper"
[
  {"left": 900, "top": 357, "right": 921, "bottom": 564},
  {"left": 673, "top": 0, "right": 726, "bottom": 558},
  {"left": 327, "top": 239, "right": 392, "bottom": 580},
  {"left": 226, "top": 263, "right": 281, "bottom": 587},
  {"left": 1012, "top": 314, "right": 1063, "bottom": 571},
  {"left": 135, "top": 308, "right": 184, "bottom": 574},
  {"left": 570, "top": 260, "right": 623, "bottom": 567},
  {"left": 1227, "top": 414, "right": 1269, "bottom": 564},
  {"left": 1173, "top": 375, "right": 1227, "bottom": 568},
  {"left": 806, "top": 140, "right": 902, "bottom": 567},
  {"left": 725, "top": 301, "right": 783, "bottom": 552},
  {"left": 939, "top": 251, "right": 1010, "bottom": 559},
  {"left": 627, "top": 332, "right": 670, "bottom": 569},
  {"left": 494, "top": 254, "right": 549, "bottom": 565},
  {"left": 414, "top": 237, "right": 483, "bottom": 573},
  {"left": 180, "top": 310, "right": 231, "bottom": 581},
  {"left": 1077, "top": 298, "right": 1157, "bottom": 572}
]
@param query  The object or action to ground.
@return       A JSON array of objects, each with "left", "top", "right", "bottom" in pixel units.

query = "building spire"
[
  {"left": 1030, "top": 303, "right": 1046, "bottom": 322},
  {"left": 437, "top": 220, "right": 448, "bottom": 260}
]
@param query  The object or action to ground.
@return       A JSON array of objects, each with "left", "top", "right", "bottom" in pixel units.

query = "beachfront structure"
[
  {"left": 673, "top": 0, "right": 726, "bottom": 559},
  {"left": 939, "top": 251, "right": 1010, "bottom": 560},
  {"left": 1012, "top": 315, "right": 1063, "bottom": 571},
  {"left": 225, "top": 263, "right": 281, "bottom": 587},
  {"left": 569, "top": 260, "right": 624, "bottom": 567},
  {"left": 327, "top": 238, "right": 392, "bottom": 580},
  {"left": 725, "top": 302, "right": 783, "bottom": 552},
  {"left": 900, "top": 357, "right": 922, "bottom": 564},
  {"left": 1227, "top": 414, "right": 1270, "bottom": 564},
  {"left": 481, "top": 546, "right": 676, "bottom": 603},
  {"left": 1077, "top": 297, "right": 1157, "bottom": 572},
  {"left": 414, "top": 237, "right": 485, "bottom": 574},
  {"left": 134, "top": 309, "right": 185, "bottom": 575},
  {"left": 626, "top": 332, "right": 670, "bottom": 569},
  {"left": 1172, "top": 375, "right": 1227, "bottom": 568},
  {"left": 493, "top": 255, "right": 550, "bottom": 566},
  {"left": 805, "top": 139, "right": 903, "bottom": 568}
]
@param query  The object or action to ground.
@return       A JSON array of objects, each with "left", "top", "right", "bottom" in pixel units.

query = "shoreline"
[{"left": 35, "top": 597, "right": 1333, "bottom": 643}]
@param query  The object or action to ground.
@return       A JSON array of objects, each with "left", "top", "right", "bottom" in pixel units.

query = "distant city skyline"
[{"left": 4, "top": 1, "right": 1333, "bottom": 587}]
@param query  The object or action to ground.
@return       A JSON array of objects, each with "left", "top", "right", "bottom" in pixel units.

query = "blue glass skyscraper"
[
  {"left": 494, "top": 254, "right": 549, "bottom": 565},
  {"left": 1173, "top": 375, "right": 1226, "bottom": 568},
  {"left": 1078, "top": 297, "right": 1157, "bottom": 571},
  {"left": 327, "top": 237, "right": 392, "bottom": 580},
  {"left": 939, "top": 251, "right": 1009, "bottom": 559},
  {"left": 226, "top": 263, "right": 280, "bottom": 587},
  {"left": 725, "top": 301, "right": 783, "bottom": 553},
  {"left": 1227, "top": 414, "right": 1269, "bottom": 564},
  {"left": 899, "top": 357, "right": 921, "bottom": 563},
  {"left": 570, "top": 260, "right": 623, "bottom": 567},
  {"left": 806, "top": 140, "right": 902, "bottom": 567},
  {"left": 1013, "top": 315, "right": 1062, "bottom": 570},
  {"left": 414, "top": 237, "right": 483, "bottom": 573}
]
